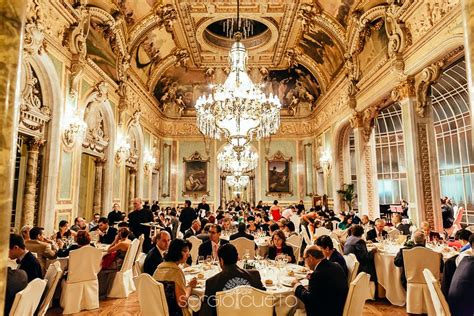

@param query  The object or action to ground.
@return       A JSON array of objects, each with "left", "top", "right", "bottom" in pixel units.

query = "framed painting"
[
  {"left": 183, "top": 151, "right": 209, "bottom": 196},
  {"left": 266, "top": 151, "right": 292, "bottom": 197}
]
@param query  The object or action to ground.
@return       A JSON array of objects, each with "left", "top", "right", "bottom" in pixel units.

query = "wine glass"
[
  {"left": 198, "top": 256, "right": 204, "bottom": 266},
  {"left": 205, "top": 255, "right": 212, "bottom": 266}
]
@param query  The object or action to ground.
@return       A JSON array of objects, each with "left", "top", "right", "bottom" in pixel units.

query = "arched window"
[{"left": 431, "top": 59, "right": 473, "bottom": 224}]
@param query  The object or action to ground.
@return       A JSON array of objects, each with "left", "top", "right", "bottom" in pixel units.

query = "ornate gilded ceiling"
[{"left": 83, "top": 0, "right": 388, "bottom": 118}]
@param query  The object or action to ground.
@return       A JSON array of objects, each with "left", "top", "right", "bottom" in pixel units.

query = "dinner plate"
[{"left": 183, "top": 267, "right": 200, "bottom": 274}]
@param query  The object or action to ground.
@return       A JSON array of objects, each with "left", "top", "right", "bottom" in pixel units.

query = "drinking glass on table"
[
  {"left": 198, "top": 256, "right": 204, "bottom": 266},
  {"left": 206, "top": 255, "right": 212, "bottom": 266}
]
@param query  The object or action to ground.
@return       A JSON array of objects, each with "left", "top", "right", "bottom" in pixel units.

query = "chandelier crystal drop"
[
  {"left": 217, "top": 144, "right": 258, "bottom": 173},
  {"left": 195, "top": 32, "right": 281, "bottom": 147}
]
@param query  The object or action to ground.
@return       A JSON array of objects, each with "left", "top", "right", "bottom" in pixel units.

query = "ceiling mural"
[
  {"left": 318, "top": 0, "right": 355, "bottom": 27},
  {"left": 87, "top": 17, "right": 118, "bottom": 82},
  {"left": 358, "top": 19, "right": 389, "bottom": 78},
  {"left": 115, "top": 0, "right": 158, "bottom": 26}
]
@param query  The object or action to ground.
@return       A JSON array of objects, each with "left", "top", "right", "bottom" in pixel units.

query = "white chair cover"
[
  {"left": 135, "top": 274, "right": 169, "bottom": 316},
  {"left": 343, "top": 253, "right": 360, "bottom": 285},
  {"left": 9, "top": 278, "right": 47, "bottom": 316},
  {"left": 287, "top": 234, "right": 303, "bottom": 248},
  {"left": 108, "top": 238, "right": 140, "bottom": 298},
  {"left": 37, "top": 261, "right": 63, "bottom": 316},
  {"left": 403, "top": 247, "right": 441, "bottom": 314},
  {"left": 60, "top": 245, "right": 103, "bottom": 314},
  {"left": 423, "top": 268, "right": 451, "bottom": 316},
  {"left": 216, "top": 286, "right": 274, "bottom": 316},
  {"left": 342, "top": 272, "right": 371, "bottom": 316},
  {"left": 332, "top": 238, "right": 343, "bottom": 254},
  {"left": 137, "top": 234, "right": 145, "bottom": 255},
  {"left": 187, "top": 235, "right": 203, "bottom": 264},
  {"left": 230, "top": 237, "right": 256, "bottom": 259},
  {"left": 314, "top": 227, "right": 332, "bottom": 238},
  {"left": 388, "top": 228, "right": 400, "bottom": 239},
  {"left": 301, "top": 226, "right": 312, "bottom": 246},
  {"left": 290, "top": 215, "right": 301, "bottom": 233},
  {"left": 133, "top": 252, "right": 147, "bottom": 277}
]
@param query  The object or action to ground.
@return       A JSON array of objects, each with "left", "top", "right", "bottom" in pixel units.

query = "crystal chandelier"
[
  {"left": 195, "top": 0, "right": 281, "bottom": 148},
  {"left": 226, "top": 175, "right": 250, "bottom": 190},
  {"left": 217, "top": 144, "right": 258, "bottom": 173}
]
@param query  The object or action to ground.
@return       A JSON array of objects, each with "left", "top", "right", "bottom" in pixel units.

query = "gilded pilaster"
[
  {"left": 128, "top": 168, "right": 137, "bottom": 212},
  {"left": 93, "top": 158, "right": 106, "bottom": 214},
  {"left": 462, "top": 0, "right": 474, "bottom": 141}
]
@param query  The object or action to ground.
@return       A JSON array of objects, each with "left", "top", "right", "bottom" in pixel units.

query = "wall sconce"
[
  {"left": 62, "top": 112, "right": 87, "bottom": 149},
  {"left": 115, "top": 136, "right": 131, "bottom": 165},
  {"left": 319, "top": 149, "right": 332, "bottom": 173},
  {"left": 143, "top": 150, "right": 157, "bottom": 174}
]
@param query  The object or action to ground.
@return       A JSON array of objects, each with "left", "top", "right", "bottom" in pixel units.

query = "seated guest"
[
  {"left": 58, "top": 230, "right": 94, "bottom": 257},
  {"left": 154, "top": 239, "right": 197, "bottom": 316},
  {"left": 284, "top": 221, "right": 298, "bottom": 237},
  {"left": 293, "top": 246, "right": 349, "bottom": 316},
  {"left": 344, "top": 225, "right": 377, "bottom": 281},
  {"left": 201, "top": 244, "right": 265, "bottom": 316},
  {"left": 366, "top": 219, "right": 388, "bottom": 242},
  {"left": 221, "top": 217, "right": 233, "bottom": 232},
  {"left": 441, "top": 197, "right": 454, "bottom": 230},
  {"left": 25, "top": 226, "right": 58, "bottom": 275},
  {"left": 4, "top": 267, "right": 28, "bottom": 315},
  {"left": 246, "top": 216, "right": 260, "bottom": 234},
  {"left": 458, "top": 229, "right": 472, "bottom": 252},
  {"left": 20, "top": 225, "right": 32, "bottom": 242},
  {"left": 392, "top": 213, "right": 410, "bottom": 235},
  {"left": 269, "top": 223, "right": 280, "bottom": 235},
  {"left": 97, "top": 217, "right": 117, "bottom": 244},
  {"left": 184, "top": 219, "right": 201, "bottom": 239},
  {"left": 360, "top": 215, "right": 374, "bottom": 232},
  {"left": 196, "top": 223, "right": 211, "bottom": 242},
  {"left": 144, "top": 230, "right": 171, "bottom": 275},
  {"left": 230, "top": 222, "right": 254, "bottom": 241},
  {"left": 315, "top": 235, "right": 348, "bottom": 277},
  {"left": 198, "top": 224, "right": 229, "bottom": 261},
  {"left": 267, "top": 230, "right": 296, "bottom": 263},
  {"left": 71, "top": 216, "right": 87, "bottom": 232},
  {"left": 98, "top": 227, "right": 131, "bottom": 298},
  {"left": 108, "top": 202, "right": 125, "bottom": 225},
  {"left": 394, "top": 230, "right": 444, "bottom": 289},
  {"left": 9, "top": 234, "right": 42, "bottom": 282},
  {"left": 442, "top": 234, "right": 474, "bottom": 296},
  {"left": 337, "top": 215, "right": 353, "bottom": 230},
  {"left": 421, "top": 221, "right": 441, "bottom": 241},
  {"left": 448, "top": 256, "right": 474, "bottom": 315},
  {"left": 88, "top": 213, "right": 101, "bottom": 231},
  {"left": 55, "top": 220, "right": 74, "bottom": 242}
]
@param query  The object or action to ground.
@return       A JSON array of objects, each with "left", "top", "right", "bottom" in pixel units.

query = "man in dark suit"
[
  {"left": 4, "top": 267, "right": 28, "bottom": 315},
  {"left": 392, "top": 213, "right": 411, "bottom": 235},
  {"left": 184, "top": 219, "right": 201, "bottom": 239},
  {"left": 128, "top": 198, "right": 154, "bottom": 252},
  {"left": 179, "top": 200, "right": 197, "bottom": 234},
  {"left": 448, "top": 255, "right": 474, "bottom": 315},
  {"left": 201, "top": 243, "right": 265, "bottom": 316},
  {"left": 293, "top": 245, "right": 349, "bottom": 316},
  {"left": 97, "top": 217, "right": 117, "bottom": 244},
  {"left": 107, "top": 202, "right": 124, "bottom": 225},
  {"left": 229, "top": 222, "right": 254, "bottom": 241},
  {"left": 315, "top": 235, "right": 348, "bottom": 277},
  {"left": 366, "top": 219, "right": 388, "bottom": 242},
  {"left": 9, "top": 234, "right": 42, "bottom": 281},
  {"left": 344, "top": 225, "right": 377, "bottom": 281},
  {"left": 198, "top": 224, "right": 229, "bottom": 260},
  {"left": 143, "top": 230, "right": 171, "bottom": 275}
]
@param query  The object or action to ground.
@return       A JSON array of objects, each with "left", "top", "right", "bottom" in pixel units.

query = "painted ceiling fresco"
[
  {"left": 319, "top": 0, "right": 355, "bottom": 27},
  {"left": 87, "top": 17, "right": 118, "bottom": 82}
]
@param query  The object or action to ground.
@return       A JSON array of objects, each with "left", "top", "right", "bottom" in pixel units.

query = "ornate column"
[
  {"left": 21, "top": 137, "right": 45, "bottom": 226},
  {"left": 128, "top": 168, "right": 137, "bottom": 212},
  {"left": 220, "top": 176, "right": 226, "bottom": 209},
  {"left": 248, "top": 175, "right": 255, "bottom": 207},
  {"left": 93, "top": 158, "right": 106, "bottom": 214},
  {"left": 350, "top": 108, "right": 380, "bottom": 219},
  {"left": 392, "top": 75, "right": 442, "bottom": 230},
  {"left": 0, "top": 0, "right": 27, "bottom": 310},
  {"left": 462, "top": 0, "right": 474, "bottom": 140}
]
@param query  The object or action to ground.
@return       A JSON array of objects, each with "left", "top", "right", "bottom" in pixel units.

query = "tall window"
[
  {"left": 375, "top": 103, "right": 408, "bottom": 204},
  {"left": 431, "top": 59, "right": 473, "bottom": 224}
]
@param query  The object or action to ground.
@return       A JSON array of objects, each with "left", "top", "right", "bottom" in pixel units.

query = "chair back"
[
  {"left": 343, "top": 253, "right": 360, "bottom": 285},
  {"left": 287, "top": 234, "right": 303, "bottom": 248},
  {"left": 67, "top": 246, "right": 103, "bottom": 283},
  {"left": 230, "top": 237, "right": 256, "bottom": 259},
  {"left": 290, "top": 215, "right": 301, "bottom": 233},
  {"left": 397, "top": 234, "right": 408, "bottom": 244},
  {"left": 133, "top": 252, "right": 147, "bottom": 276},
  {"left": 404, "top": 247, "right": 441, "bottom": 283},
  {"left": 120, "top": 238, "right": 141, "bottom": 272},
  {"left": 137, "top": 234, "right": 145, "bottom": 255},
  {"left": 423, "top": 269, "right": 451, "bottom": 316},
  {"left": 216, "top": 286, "right": 274, "bottom": 316},
  {"left": 388, "top": 228, "right": 400, "bottom": 239},
  {"left": 332, "top": 238, "right": 343, "bottom": 254},
  {"left": 342, "top": 272, "right": 371, "bottom": 316},
  {"left": 36, "top": 261, "right": 63, "bottom": 316},
  {"left": 135, "top": 274, "right": 169, "bottom": 316},
  {"left": 314, "top": 227, "right": 332, "bottom": 238},
  {"left": 301, "top": 225, "right": 312, "bottom": 246},
  {"left": 9, "top": 278, "right": 47, "bottom": 316},
  {"left": 187, "top": 235, "right": 202, "bottom": 264}
]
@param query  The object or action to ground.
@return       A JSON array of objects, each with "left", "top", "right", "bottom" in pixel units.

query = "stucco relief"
[{"left": 418, "top": 124, "right": 435, "bottom": 227}]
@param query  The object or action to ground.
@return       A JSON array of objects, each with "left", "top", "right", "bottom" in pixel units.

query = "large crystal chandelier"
[
  {"left": 226, "top": 175, "right": 250, "bottom": 190},
  {"left": 217, "top": 144, "right": 258, "bottom": 173},
  {"left": 195, "top": 0, "right": 281, "bottom": 148}
]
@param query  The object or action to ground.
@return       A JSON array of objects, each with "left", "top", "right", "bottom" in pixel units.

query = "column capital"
[
  {"left": 349, "top": 105, "right": 379, "bottom": 142},
  {"left": 129, "top": 167, "right": 137, "bottom": 175},
  {"left": 95, "top": 157, "right": 107, "bottom": 167},
  {"left": 27, "top": 137, "right": 45, "bottom": 152},
  {"left": 415, "top": 61, "right": 444, "bottom": 118},
  {"left": 391, "top": 77, "right": 416, "bottom": 102}
]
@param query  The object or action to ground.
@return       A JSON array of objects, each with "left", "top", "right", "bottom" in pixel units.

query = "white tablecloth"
[{"left": 374, "top": 251, "right": 406, "bottom": 306}]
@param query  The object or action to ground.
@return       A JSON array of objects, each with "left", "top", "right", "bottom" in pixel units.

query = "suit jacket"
[
  {"left": 366, "top": 228, "right": 388, "bottom": 242},
  {"left": 143, "top": 246, "right": 163, "bottom": 275},
  {"left": 395, "top": 223, "right": 411, "bottom": 235},
  {"left": 229, "top": 231, "right": 254, "bottom": 241},
  {"left": 99, "top": 226, "right": 117, "bottom": 244},
  {"left": 295, "top": 259, "right": 349, "bottom": 316},
  {"left": 329, "top": 250, "right": 348, "bottom": 277},
  {"left": 441, "top": 254, "right": 458, "bottom": 296},
  {"left": 198, "top": 239, "right": 229, "bottom": 259},
  {"left": 344, "top": 236, "right": 376, "bottom": 281},
  {"left": 19, "top": 251, "right": 43, "bottom": 281},
  {"left": 5, "top": 267, "right": 28, "bottom": 315},
  {"left": 267, "top": 245, "right": 296, "bottom": 263},
  {"left": 179, "top": 207, "right": 197, "bottom": 233},
  {"left": 184, "top": 228, "right": 198, "bottom": 239},
  {"left": 201, "top": 264, "right": 265, "bottom": 316},
  {"left": 448, "top": 256, "right": 474, "bottom": 315},
  {"left": 25, "top": 239, "right": 57, "bottom": 274}
]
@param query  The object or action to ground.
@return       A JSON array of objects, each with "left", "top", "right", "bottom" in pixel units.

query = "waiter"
[{"left": 128, "top": 197, "right": 154, "bottom": 252}]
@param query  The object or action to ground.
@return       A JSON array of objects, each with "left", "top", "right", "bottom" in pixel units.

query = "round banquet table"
[{"left": 183, "top": 260, "right": 307, "bottom": 315}]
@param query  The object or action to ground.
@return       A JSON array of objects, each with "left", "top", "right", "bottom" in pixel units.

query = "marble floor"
[{"left": 46, "top": 295, "right": 407, "bottom": 315}]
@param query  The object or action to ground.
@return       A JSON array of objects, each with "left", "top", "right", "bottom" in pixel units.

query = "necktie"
[{"left": 213, "top": 243, "right": 218, "bottom": 259}]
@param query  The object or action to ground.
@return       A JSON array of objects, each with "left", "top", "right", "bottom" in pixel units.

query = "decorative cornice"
[
  {"left": 391, "top": 77, "right": 416, "bottom": 101},
  {"left": 415, "top": 61, "right": 443, "bottom": 117}
]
